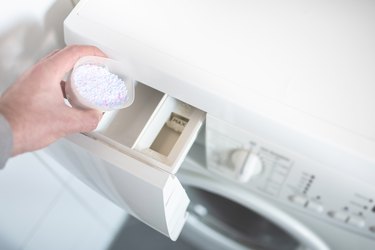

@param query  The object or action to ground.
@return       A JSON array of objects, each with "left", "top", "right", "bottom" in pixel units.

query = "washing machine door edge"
[{"left": 179, "top": 167, "right": 330, "bottom": 250}]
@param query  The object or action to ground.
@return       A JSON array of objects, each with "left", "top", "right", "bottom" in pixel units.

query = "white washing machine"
[{"left": 46, "top": 0, "right": 375, "bottom": 249}]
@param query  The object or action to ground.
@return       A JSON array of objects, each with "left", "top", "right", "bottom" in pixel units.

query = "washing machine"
[{"left": 46, "top": 0, "right": 375, "bottom": 249}]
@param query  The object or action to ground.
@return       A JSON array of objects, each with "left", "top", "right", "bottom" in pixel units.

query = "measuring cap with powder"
[{"left": 66, "top": 56, "right": 135, "bottom": 111}]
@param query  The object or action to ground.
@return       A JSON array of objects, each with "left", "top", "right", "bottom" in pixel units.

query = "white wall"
[
  {"left": 0, "top": 1, "right": 127, "bottom": 249},
  {"left": 0, "top": 0, "right": 71, "bottom": 92}
]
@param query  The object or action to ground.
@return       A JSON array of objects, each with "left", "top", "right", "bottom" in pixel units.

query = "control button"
[
  {"left": 347, "top": 216, "right": 365, "bottom": 228},
  {"left": 288, "top": 195, "right": 308, "bottom": 206},
  {"left": 306, "top": 201, "right": 324, "bottom": 213},
  {"left": 328, "top": 211, "right": 349, "bottom": 222}
]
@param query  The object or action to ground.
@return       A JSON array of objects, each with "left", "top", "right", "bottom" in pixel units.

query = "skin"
[{"left": 0, "top": 45, "right": 106, "bottom": 156}]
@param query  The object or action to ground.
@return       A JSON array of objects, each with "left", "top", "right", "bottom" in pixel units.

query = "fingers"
[
  {"left": 60, "top": 81, "right": 66, "bottom": 98},
  {"left": 67, "top": 108, "right": 103, "bottom": 133},
  {"left": 45, "top": 49, "right": 61, "bottom": 59},
  {"left": 48, "top": 45, "right": 107, "bottom": 78}
]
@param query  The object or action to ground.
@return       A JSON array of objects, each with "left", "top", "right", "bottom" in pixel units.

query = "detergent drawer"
[{"left": 88, "top": 81, "right": 205, "bottom": 174}]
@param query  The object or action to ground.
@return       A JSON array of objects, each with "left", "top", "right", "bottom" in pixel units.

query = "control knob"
[{"left": 231, "top": 149, "right": 263, "bottom": 182}]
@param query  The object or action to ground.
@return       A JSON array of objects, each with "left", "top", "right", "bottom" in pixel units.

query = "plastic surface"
[
  {"left": 45, "top": 135, "right": 189, "bottom": 241},
  {"left": 65, "top": 56, "right": 135, "bottom": 111},
  {"left": 230, "top": 150, "right": 263, "bottom": 182}
]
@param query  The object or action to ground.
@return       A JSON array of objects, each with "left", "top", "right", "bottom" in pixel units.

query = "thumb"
[{"left": 67, "top": 108, "right": 103, "bottom": 133}]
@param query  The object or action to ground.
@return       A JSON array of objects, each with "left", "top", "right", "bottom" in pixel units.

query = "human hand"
[{"left": 0, "top": 45, "right": 106, "bottom": 156}]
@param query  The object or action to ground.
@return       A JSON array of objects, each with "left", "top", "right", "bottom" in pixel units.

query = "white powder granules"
[{"left": 72, "top": 64, "right": 128, "bottom": 109}]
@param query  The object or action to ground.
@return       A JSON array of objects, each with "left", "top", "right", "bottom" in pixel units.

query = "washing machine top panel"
[{"left": 66, "top": 0, "right": 375, "bottom": 161}]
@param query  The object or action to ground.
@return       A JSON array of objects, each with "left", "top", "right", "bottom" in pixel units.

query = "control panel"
[
  {"left": 205, "top": 115, "right": 375, "bottom": 240},
  {"left": 277, "top": 158, "right": 375, "bottom": 238}
]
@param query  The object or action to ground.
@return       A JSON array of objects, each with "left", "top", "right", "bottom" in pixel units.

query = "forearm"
[{"left": 0, "top": 114, "right": 13, "bottom": 168}]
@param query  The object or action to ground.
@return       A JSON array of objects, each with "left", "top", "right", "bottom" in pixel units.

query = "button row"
[
  {"left": 288, "top": 195, "right": 370, "bottom": 229},
  {"left": 288, "top": 196, "right": 375, "bottom": 233},
  {"left": 288, "top": 195, "right": 324, "bottom": 213},
  {"left": 327, "top": 211, "right": 366, "bottom": 228}
]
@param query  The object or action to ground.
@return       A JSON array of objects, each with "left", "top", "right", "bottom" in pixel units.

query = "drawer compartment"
[{"left": 87, "top": 82, "right": 205, "bottom": 174}]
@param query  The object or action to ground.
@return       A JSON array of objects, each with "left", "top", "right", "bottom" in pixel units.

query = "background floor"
[
  {"left": 108, "top": 217, "right": 199, "bottom": 250},
  {"left": 0, "top": 151, "right": 126, "bottom": 250}
]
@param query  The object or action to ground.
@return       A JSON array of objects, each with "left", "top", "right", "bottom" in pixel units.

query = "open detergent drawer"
[
  {"left": 92, "top": 82, "right": 205, "bottom": 175},
  {"left": 48, "top": 82, "right": 205, "bottom": 240}
]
